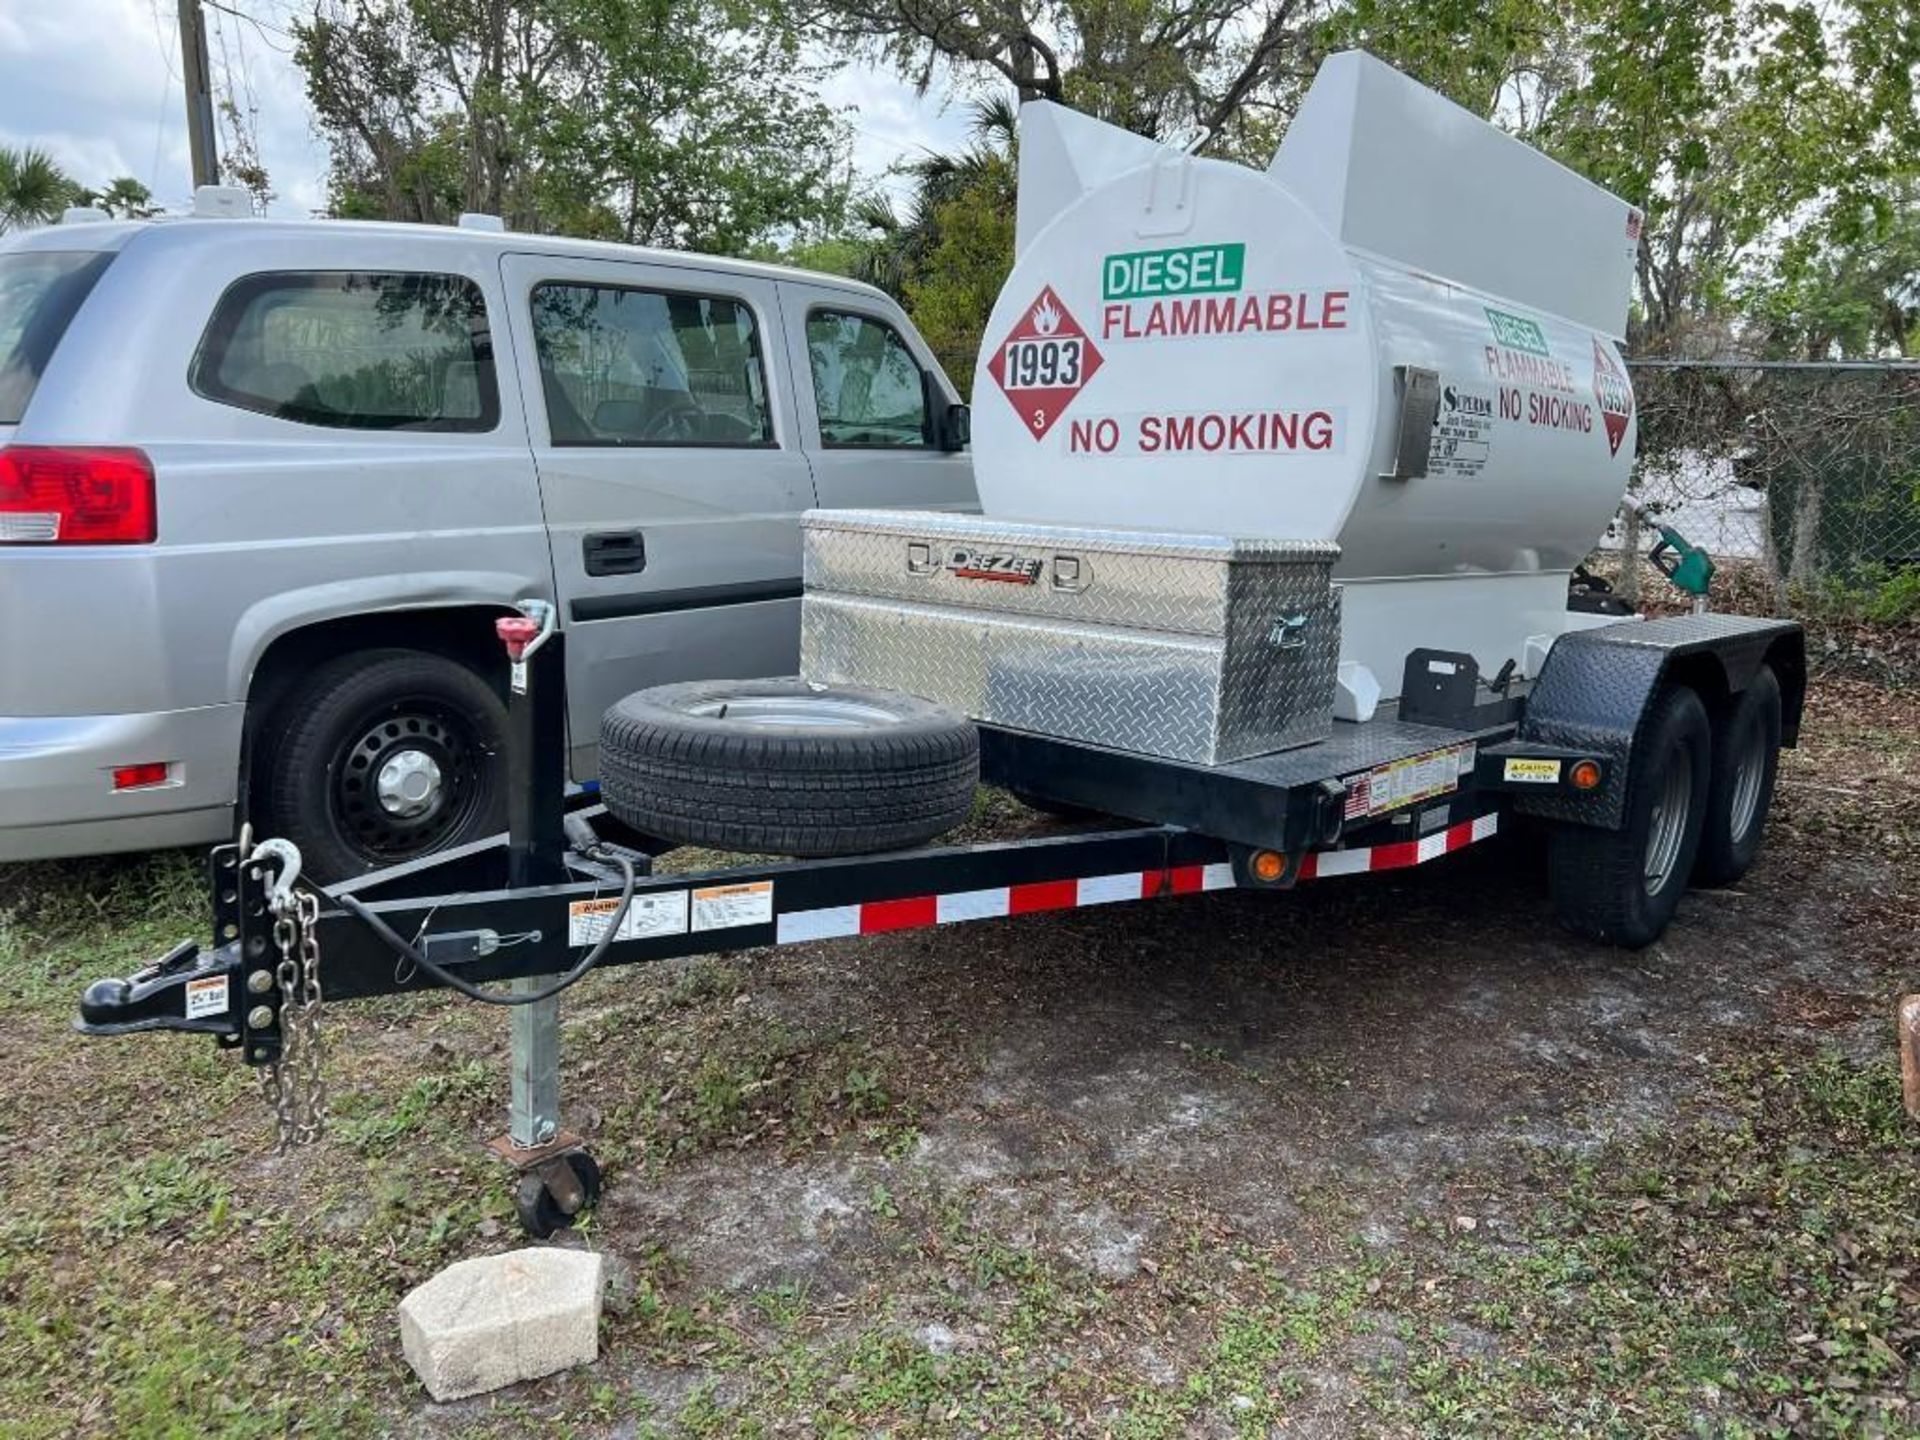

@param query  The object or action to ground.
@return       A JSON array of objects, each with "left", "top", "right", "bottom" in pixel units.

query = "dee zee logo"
[{"left": 947, "top": 547, "right": 1043, "bottom": 584}]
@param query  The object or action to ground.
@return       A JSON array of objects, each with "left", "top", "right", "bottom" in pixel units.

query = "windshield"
[{"left": 0, "top": 250, "right": 113, "bottom": 425}]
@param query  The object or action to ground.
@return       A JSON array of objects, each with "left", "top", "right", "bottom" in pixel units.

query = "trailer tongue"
[{"left": 73, "top": 51, "right": 1803, "bottom": 1237}]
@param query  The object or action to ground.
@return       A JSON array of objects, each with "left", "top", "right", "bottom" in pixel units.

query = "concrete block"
[{"left": 399, "top": 1247, "right": 604, "bottom": 1401}]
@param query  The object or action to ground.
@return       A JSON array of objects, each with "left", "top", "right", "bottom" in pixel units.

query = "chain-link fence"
[{"left": 1604, "top": 362, "right": 1920, "bottom": 618}]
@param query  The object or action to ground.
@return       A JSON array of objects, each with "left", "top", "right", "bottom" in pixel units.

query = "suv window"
[
  {"left": 0, "top": 251, "right": 113, "bottom": 426},
  {"left": 530, "top": 283, "right": 772, "bottom": 447},
  {"left": 191, "top": 272, "right": 498, "bottom": 432},
  {"left": 805, "top": 309, "right": 929, "bottom": 448}
]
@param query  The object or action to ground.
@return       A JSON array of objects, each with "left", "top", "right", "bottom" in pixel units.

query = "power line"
[{"left": 200, "top": 0, "right": 297, "bottom": 52}]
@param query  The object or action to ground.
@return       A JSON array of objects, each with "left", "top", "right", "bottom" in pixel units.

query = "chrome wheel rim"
[
  {"left": 1727, "top": 716, "right": 1767, "bottom": 844},
  {"left": 1644, "top": 744, "right": 1694, "bottom": 895},
  {"left": 688, "top": 694, "right": 902, "bottom": 729}
]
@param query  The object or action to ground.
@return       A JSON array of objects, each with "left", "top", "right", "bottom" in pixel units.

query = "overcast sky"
[{"left": 0, "top": 0, "right": 972, "bottom": 218}]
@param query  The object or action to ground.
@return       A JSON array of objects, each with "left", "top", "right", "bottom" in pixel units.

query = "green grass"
[{"left": 2, "top": 714, "right": 1917, "bottom": 1436}]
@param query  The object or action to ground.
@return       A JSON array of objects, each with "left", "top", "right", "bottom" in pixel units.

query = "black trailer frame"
[{"left": 73, "top": 605, "right": 1802, "bottom": 1233}]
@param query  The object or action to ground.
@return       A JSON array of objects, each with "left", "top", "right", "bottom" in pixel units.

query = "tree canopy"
[
  {"left": 0, "top": 148, "right": 78, "bottom": 235},
  {"left": 294, "top": 0, "right": 854, "bottom": 251},
  {"left": 837, "top": 0, "right": 1920, "bottom": 367}
]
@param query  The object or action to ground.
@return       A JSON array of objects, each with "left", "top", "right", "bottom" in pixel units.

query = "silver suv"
[{"left": 0, "top": 212, "right": 974, "bottom": 878}]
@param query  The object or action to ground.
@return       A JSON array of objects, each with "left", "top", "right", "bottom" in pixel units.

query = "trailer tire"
[
  {"left": 599, "top": 679, "right": 978, "bottom": 856},
  {"left": 1694, "top": 665, "right": 1783, "bottom": 887},
  {"left": 1547, "top": 684, "right": 1711, "bottom": 948}
]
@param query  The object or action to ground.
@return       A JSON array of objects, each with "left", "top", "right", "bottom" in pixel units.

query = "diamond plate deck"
[{"left": 978, "top": 705, "right": 1521, "bottom": 853}]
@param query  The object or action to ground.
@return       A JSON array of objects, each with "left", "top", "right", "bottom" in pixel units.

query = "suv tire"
[
  {"left": 256, "top": 649, "right": 508, "bottom": 881},
  {"left": 600, "top": 678, "right": 978, "bottom": 856},
  {"left": 1548, "top": 684, "right": 1711, "bottom": 948}
]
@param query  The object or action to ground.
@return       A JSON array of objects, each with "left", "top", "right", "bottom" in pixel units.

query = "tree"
[
  {"left": 0, "top": 147, "right": 79, "bottom": 234},
  {"left": 295, "top": 0, "right": 853, "bottom": 251},
  {"left": 79, "top": 177, "right": 162, "bottom": 220},
  {"left": 849, "top": 98, "right": 1016, "bottom": 388},
  {"left": 805, "top": 0, "right": 1331, "bottom": 158}
]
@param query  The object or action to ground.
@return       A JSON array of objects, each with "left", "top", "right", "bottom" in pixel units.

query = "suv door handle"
[{"left": 584, "top": 530, "right": 647, "bottom": 577}]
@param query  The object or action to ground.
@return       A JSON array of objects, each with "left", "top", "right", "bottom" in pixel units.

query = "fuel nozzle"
[{"left": 1624, "top": 497, "right": 1715, "bottom": 605}]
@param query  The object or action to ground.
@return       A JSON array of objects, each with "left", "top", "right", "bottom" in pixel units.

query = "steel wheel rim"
[
  {"left": 333, "top": 703, "right": 485, "bottom": 859},
  {"left": 1727, "top": 714, "right": 1767, "bottom": 844},
  {"left": 686, "top": 694, "right": 903, "bottom": 729},
  {"left": 1643, "top": 743, "right": 1694, "bottom": 896}
]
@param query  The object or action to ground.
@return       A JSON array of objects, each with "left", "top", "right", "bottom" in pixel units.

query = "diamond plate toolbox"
[{"left": 801, "top": 509, "right": 1341, "bottom": 765}]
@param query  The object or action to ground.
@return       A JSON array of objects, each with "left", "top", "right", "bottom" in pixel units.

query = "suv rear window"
[
  {"left": 191, "top": 271, "right": 499, "bottom": 432},
  {"left": 0, "top": 251, "right": 113, "bottom": 425}
]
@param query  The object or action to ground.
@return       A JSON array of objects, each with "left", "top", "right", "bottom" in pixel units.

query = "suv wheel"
[{"left": 255, "top": 649, "right": 508, "bottom": 882}]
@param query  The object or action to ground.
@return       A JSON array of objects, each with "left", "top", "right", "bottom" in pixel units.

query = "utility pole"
[{"left": 176, "top": 0, "right": 220, "bottom": 189}]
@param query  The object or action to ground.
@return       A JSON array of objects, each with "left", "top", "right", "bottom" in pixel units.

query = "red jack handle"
[{"left": 496, "top": 616, "right": 541, "bottom": 662}]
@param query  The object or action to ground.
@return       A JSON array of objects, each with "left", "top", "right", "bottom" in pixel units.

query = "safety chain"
[{"left": 260, "top": 887, "right": 329, "bottom": 1151}]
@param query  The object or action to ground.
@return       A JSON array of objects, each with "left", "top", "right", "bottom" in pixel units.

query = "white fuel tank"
[{"left": 972, "top": 52, "right": 1641, "bottom": 594}]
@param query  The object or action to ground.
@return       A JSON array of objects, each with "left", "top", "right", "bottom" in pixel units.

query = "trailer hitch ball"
[{"left": 79, "top": 976, "right": 132, "bottom": 1025}]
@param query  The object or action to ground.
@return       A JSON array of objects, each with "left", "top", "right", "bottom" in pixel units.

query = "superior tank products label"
[{"left": 1428, "top": 384, "right": 1495, "bottom": 478}]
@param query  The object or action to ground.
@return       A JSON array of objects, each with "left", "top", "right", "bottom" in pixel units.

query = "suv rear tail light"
[{"left": 0, "top": 447, "right": 156, "bottom": 544}]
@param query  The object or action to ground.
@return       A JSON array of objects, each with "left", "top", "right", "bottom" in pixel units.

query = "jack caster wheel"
[{"left": 513, "top": 1151, "right": 602, "bottom": 1239}]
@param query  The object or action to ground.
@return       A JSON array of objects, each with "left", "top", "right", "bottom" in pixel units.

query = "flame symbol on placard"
[{"left": 1031, "top": 296, "right": 1061, "bottom": 335}]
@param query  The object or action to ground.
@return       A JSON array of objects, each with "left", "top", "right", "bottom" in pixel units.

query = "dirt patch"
[{"left": 0, "top": 673, "right": 1916, "bottom": 1437}]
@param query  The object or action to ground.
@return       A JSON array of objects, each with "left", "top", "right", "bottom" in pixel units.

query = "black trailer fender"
[{"left": 1512, "top": 613, "right": 1805, "bottom": 831}]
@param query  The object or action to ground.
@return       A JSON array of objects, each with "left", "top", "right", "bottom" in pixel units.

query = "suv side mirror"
[{"left": 922, "top": 370, "right": 971, "bottom": 452}]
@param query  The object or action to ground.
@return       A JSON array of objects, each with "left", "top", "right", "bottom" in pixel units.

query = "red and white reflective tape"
[
  {"left": 1298, "top": 810, "right": 1499, "bottom": 881},
  {"left": 774, "top": 811, "right": 1501, "bottom": 945},
  {"left": 776, "top": 864, "right": 1234, "bottom": 944}
]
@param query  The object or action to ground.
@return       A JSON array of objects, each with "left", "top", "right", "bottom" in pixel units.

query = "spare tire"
[{"left": 600, "top": 679, "right": 979, "bottom": 856}]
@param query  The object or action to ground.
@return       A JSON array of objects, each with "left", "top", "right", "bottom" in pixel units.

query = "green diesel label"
[
  {"left": 1485, "top": 307, "right": 1550, "bottom": 357},
  {"left": 1103, "top": 243, "right": 1245, "bottom": 301}
]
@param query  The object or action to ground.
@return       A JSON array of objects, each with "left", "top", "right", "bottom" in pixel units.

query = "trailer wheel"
[
  {"left": 513, "top": 1151, "right": 601, "bottom": 1239},
  {"left": 599, "top": 679, "right": 978, "bottom": 856},
  {"left": 1548, "top": 684, "right": 1711, "bottom": 948},
  {"left": 1693, "top": 665, "right": 1783, "bottom": 887}
]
